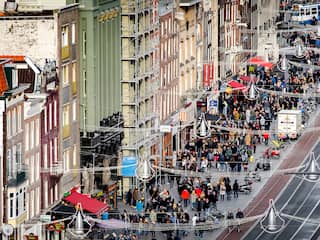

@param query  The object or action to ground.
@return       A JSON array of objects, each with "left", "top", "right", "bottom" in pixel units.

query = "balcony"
[
  {"left": 7, "top": 169, "right": 27, "bottom": 187},
  {"left": 63, "top": 124, "right": 71, "bottom": 139},
  {"left": 61, "top": 46, "right": 70, "bottom": 60},
  {"left": 80, "top": 132, "right": 101, "bottom": 149},
  {"left": 72, "top": 81, "right": 77, "bottom": 95},
  {"left": 50, "top": 162, "right": 63, "bottom": 176}
]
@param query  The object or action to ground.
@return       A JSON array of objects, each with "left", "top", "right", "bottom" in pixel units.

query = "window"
[
  {"left": 44, "top": 180, "right": 48, "bottom": 209},
  {"left": 7, "top": 149, "right": 12, "bottom": 178},
  {"left": 72, "top": 62, "right": 76, "bottom": 84},
  {"left": 71, "top": 23, "right": 76, "bottom": 44},
  {"left": 62, "top": 65, "right": 69, "bottom": 86},
  {"left": 36, "top": 187, "right": 40, "bottom": 215},
  {"left": 12, "top": 145, "right": 16, "bottom": 175},
  {"left": 35, "top": 118, "right": 40, "bottom": 146},
  {"left": 36, "top": 153, "right": 40, "bottom": 181},
  {"left": 61, "top": 25, "right": 68, "bottom": 47},
  {"left": 54, "top": 100, "right": 57, "bottom": 127},
  {"left": 44, "top": 107, "right": 47, "bottom": 134},
  {"left": 9, "top": 193, "right": 14, "bottom": 218},
  {"left": 43, "top": 144, "right": 47, "bottom": 169},
  {"left": 72, "top": 99, "right": 77, "bottom": 121},
  {"left": 73, "top": 145, "right": 77, "bottom": 166},
  {"left": 11, "top": 69, "right": 18, "bottom": 89},
  {"left": 49, "top": 103, "right": 52, "bottom": 130},
  {"left": 30, "top": 120, "right": 34, "bottom": 150},
  {"left": 312, "top": 8, "right": 317, "bottom": 15},
  {"left": 25, "top": 123, "right": 29, "bottom": 151},
  {"left": 7, "top": 110, "right": 11, "bottom": 137},
  {"left": 306, "top": 8, "right": 311, "bottom": 16},
  {"left": 63, "top": 105, "right": 70, "bottom": 127},
  {"left": 82, "top": 31, "right": 87, "bottom": 59},
  {"left": 54, "top": 137, "right": 57, "bottom": 163},
  {"left": 63, "top": 150, "right": 70, "bottom": 172},
  {"left": 30, "top": 156, "right": 34, "bottom": 183},
  {"left": 12, "top": 108, "right": 17, "bottom": 136},
  {"left": 17, "top": 105, "right": 21, "bottom": 131},
  {"left": 17, "top": 143, "right": 21, "bottom": 171},
  {"left": 49, "top": 140, "right": 53, "bottom": 167}
]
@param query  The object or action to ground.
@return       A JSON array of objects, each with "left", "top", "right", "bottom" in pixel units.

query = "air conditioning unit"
[{"left": 4, "top": 1, "right": 18, "bottom": 12}]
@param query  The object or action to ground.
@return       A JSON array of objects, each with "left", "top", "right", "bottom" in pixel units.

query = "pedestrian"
[
  {"left": 181, "top": 189, "right": 190, "bottom": 207},
  {"left": 233, "top": 180, "right": 239, "bottom": 199},
  {"left": 226, "top": 210, "right": 234, "bottom": 233},
  {"left": 132, "top": 188, "right": 139, "bottom": 206},
  {"left": 226, "top": 182, "right": 232, "bottom": 200},
  {"left": 236, "top": 208, "right": 244, "bottom": 232},
  {"left": 220, "top": 182, "right": 226, "bottom": 201},
  {"left": 126, "top": 189, "right": 132, "bottom": 206}
]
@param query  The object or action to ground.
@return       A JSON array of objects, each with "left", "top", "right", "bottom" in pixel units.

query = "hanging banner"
[
  {"left": 203, "top": 63, "right": 214, "bottom": 88},
  {"left": 121, "top": 157, "right": 137, "bottom": 177}
]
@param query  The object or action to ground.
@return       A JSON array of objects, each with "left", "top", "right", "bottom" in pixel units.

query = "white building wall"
[{"left": 0, "top": 18, "right": 57, "bottom": 66}]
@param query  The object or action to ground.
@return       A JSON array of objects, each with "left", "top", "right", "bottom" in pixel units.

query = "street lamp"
[
  {"left": 195, "top": 112, "right": 210, "bottom": 139},
  {"left": 66, "top": 203, "right": 92, "bottom": 239},
  {"left": 295, "top": 41, "right": 306, "bottom": 59},
  {"left": 260, "top": 199, "right": 285, "bottom": 234},
  {"left": 303, "top": 152, "right": 320, "bottom": 182},
  {"left": 135, "top": 154, "right": 155, "bottom": 182},
  {"left": 277, "top": 55, "right": 290, "bottom": 72}
]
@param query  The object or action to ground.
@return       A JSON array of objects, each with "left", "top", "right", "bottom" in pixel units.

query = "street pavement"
[
  {"left": 114, "top": 116, "right": 319, "bottom": 240},
  {"left": 217, "top": 109, "right": 320, "bottom": 240}
]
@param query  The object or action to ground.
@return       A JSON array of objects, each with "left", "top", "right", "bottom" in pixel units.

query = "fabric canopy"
[
  {"left": 228, "top": 80, "right": 246, "bottom": 90},
  {"left": 64, "top": 188, "right": 109, "bottom": 215},
  {"left": 240, "top": 75, "right": 257, "bottom": 82},
  {"left": 248, "top": 56, "right": 274, "bottom": 69}
]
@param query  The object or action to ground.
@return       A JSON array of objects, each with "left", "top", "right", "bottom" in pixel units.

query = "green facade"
[{"left": 79, "top": 0, "right": 121, "bottom": 131}]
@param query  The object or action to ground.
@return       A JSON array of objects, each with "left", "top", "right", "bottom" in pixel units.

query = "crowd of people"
[{"left": 100, "top": 33, "right": 320, "bottom": 240}]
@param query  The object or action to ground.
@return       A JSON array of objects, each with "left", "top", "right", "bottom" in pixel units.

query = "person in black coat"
[{"left": 233, "top": 180, "right": 239, "bottom": 199}]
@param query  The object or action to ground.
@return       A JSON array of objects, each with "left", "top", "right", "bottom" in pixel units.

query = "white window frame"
[
  {"left": 12, "top": 108, "right": 16, "bottom": 136},
  {"left": 25, "top": 123, "right": 29, "bottom": 151},
  {"left": 30, "top": 120, "right": 34, "bottom": 150},
  {"left": 35, "top": 118, "right": 40, "bottom": 147},
  {"left": 7, "top": 110, "right": 11, "bottom": 137},
  {"left": 72, "top": 99, "right": 77, "bottom": 122},
  {"left": 17, "top": 105, "right": 21, "bottom": 131},
  {"left": 61, "top": 25, "right": 69, "bottom": 47},
  {"left": 53, "top": 100, "right": 57, "bottom": 127},
  {"left": 71, "top": 23, "right": 76, "bottom": 44},
  {"left": 30, "top": 156, "right": 34, "bottom": 184},
  {"left": 7, "top": 149, "right": 12, "bottom": 179},
  {"left": 49, "top": 103, "right": 52, "bottom": 130},
  {"left": 73, "top": 145, "right": 77, "bottom": 166}
]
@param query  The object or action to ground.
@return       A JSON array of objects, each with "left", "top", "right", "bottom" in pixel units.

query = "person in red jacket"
[{"left": 181, "top": 189, "right": 190, "bottom": 207}]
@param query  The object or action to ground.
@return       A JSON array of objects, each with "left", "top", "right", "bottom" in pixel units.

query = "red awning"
[
  {"left": 248, "top": 56, "right": 274, "bottom": 69},
  {"left": 228, "top": 80, "right": 246, "bottom": 90},
  {"left": 64, "top": 189, "right": 109, "bottom": 215},
  {"left": 240, "top": 75, "right": 257, "bottom": 82}
]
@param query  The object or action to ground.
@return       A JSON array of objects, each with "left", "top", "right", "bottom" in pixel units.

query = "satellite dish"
[{"left": 2, "top": 224, "right": 14, "bottom": 236}]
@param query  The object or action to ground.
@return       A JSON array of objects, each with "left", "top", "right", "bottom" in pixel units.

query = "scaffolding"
[{"left": 121, "top": 0, "right": 160, "bottom": 155}]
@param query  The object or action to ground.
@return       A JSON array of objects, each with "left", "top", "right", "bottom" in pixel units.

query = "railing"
[
  {"left": 50, "top": 162, "right": 63, "bottom": 176},
  {"left": 7, "top": 169, "right": 27, "bottom": 187}
]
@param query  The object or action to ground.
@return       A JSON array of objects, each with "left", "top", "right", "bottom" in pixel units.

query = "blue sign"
[{"left": 121, "top": 157, "right": 137, "bottom": 177}]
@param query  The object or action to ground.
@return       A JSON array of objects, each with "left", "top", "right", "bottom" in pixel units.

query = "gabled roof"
[
  {"left": 0, "top": 60, "right": 9, "bottom": 96},
  {"left": 0, "top": 55, "right": 25, "bottom": 62}
]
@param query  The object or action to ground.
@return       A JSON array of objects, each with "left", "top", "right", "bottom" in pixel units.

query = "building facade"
[
  {"left": 0, "top": 2, "right": 80, "bottom": 205},
  {"left": 120, "top": 0, "right": 159, "bottom": 192},
  {"left": 0, "top": 58, "right": 29, "bottom": 236},
  {"left": 79, "top": 0, "right": 121, "bottom": 133},
  {"left": 24, "top": 97, "right": 44, "bottom": 220}
]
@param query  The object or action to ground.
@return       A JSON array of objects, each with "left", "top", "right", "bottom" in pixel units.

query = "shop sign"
[
  {"left": 160, "top": 125, "right": 172, "bottom": 133},
  {"left": 121, "top": 157, "right": 137, "bottom": 177}
]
